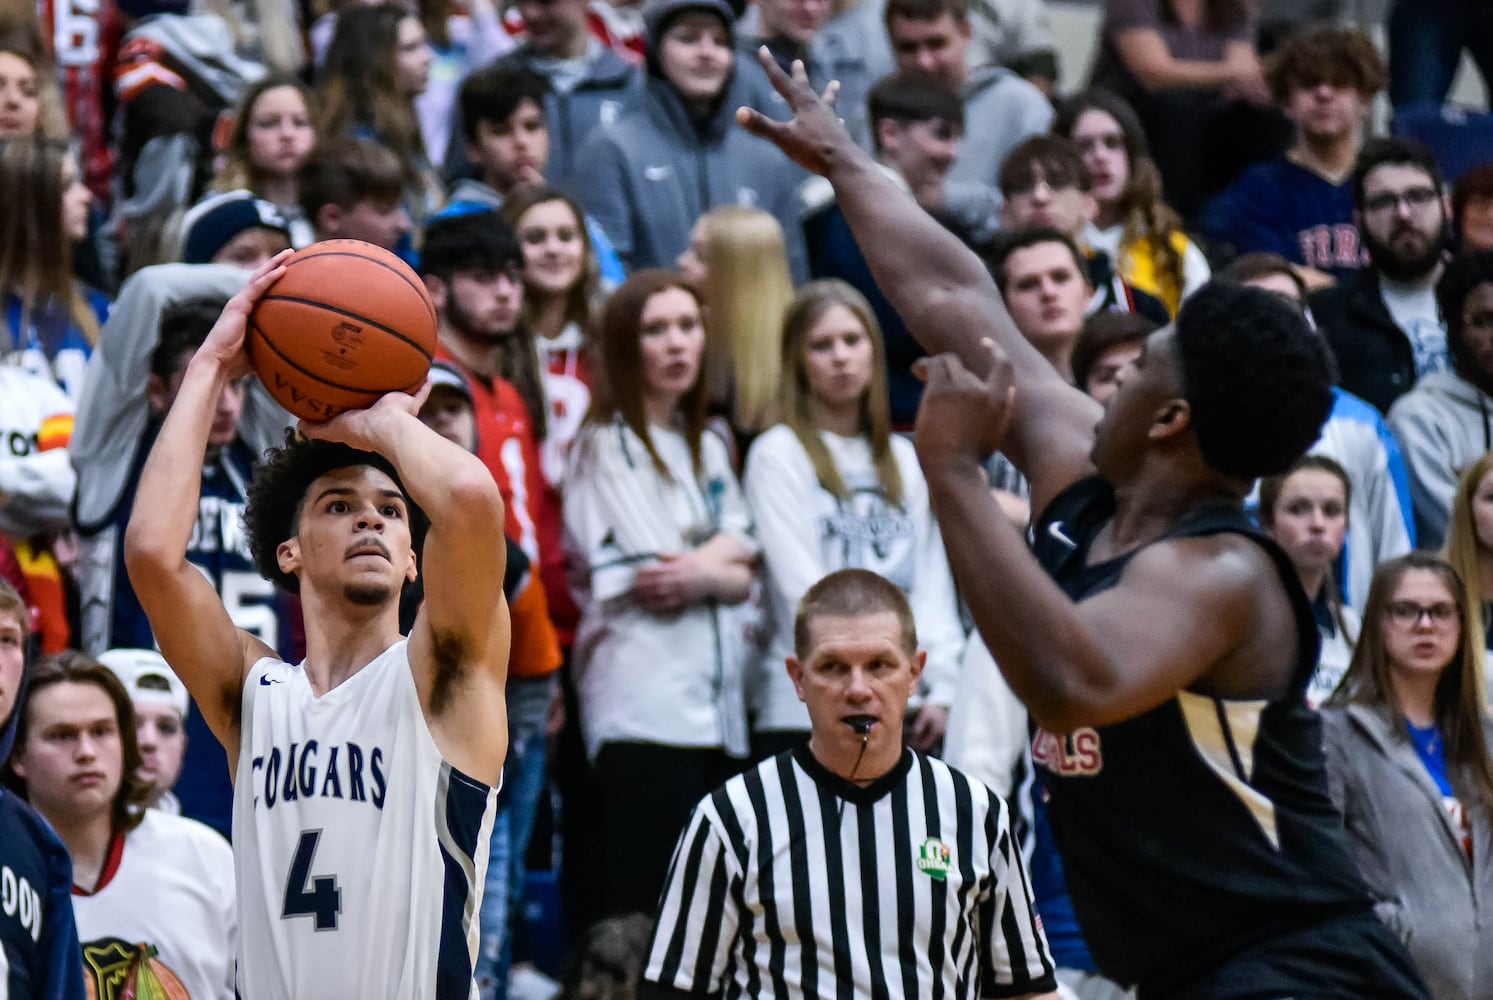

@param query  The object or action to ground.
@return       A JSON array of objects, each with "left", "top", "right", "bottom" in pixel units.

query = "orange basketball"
[{"left": 247, "top": 240, "right": 438, "bottom": 422}]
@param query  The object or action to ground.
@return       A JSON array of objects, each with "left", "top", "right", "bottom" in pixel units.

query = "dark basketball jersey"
[{"left": 1029, "top": 477, "right": 1424, "bottom": 996}]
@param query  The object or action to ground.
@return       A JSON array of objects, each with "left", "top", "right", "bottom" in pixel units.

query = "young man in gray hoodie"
[
  {"left": 573, "top": 0, "right": 808, "bottom": 276},
  {"left": 1389, "top": 250, "right": 1493, "bottom": 549}
]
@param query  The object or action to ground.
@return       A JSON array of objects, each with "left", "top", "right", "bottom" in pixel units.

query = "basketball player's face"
[
  {"left": 1089, "top": 328, "right": 1181, "bottom": 480},
  {"left": 284, "top": 466, "right": 418, "bottom": 607},
  {"left": 134, "top": 703, "right": 186, "bottom": 802},
  {"left": 12, "top": 681, "right": 124, "bottom": 825},
  {"left": 801, "top": 304, "right": 874, "bottom": 411},
  {"left": 1381, "top": 569, "right": 1461, "bottom": 680},
  {"left": 788, "top": 611, "right": 924, "bottom": 758},
  {"left": 0, "top": 611, "right": 23, "bottom": 726}
]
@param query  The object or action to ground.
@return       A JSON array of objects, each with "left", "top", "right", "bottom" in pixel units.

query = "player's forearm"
[
  {"left": 360, "top": 407, "right": 505, "bottom": 532},
  {"left": 124, "top": 354, "right": 230, "bottom": 571},
  {"left": 923, "top": 458, "right": 1120, "bottom": 733},
  {"left": 824, "top": 142, "right": 1058, "bottom": 387}
]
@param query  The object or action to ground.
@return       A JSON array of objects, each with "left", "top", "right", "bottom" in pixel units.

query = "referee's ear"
[
  {"left": 785, "top": 656, "right": 807, "bottom": 702},
  {"left": 910, "top": 649, "right": 927, "bottom": 684}
]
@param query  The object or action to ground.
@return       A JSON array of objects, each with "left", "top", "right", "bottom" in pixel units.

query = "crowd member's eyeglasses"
[
  {"left": 1386, "top": 600, "right": 1458, "bottom": 628},
  {"left": 1363, "top": 186, "right": 1439, "bottom": 215}
]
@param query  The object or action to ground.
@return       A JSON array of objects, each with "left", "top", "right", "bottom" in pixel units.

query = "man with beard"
[
  {"left": 1311, "top": 139, "right": 1453, "bottom": 413},
  {"left": 1389, "top": 251, "right": 1493, "bottom": 548}
]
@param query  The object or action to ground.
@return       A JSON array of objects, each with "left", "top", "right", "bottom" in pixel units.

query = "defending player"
[
  {"left": 738, "top": 56, "right": 1430, "bottom": 997},
  {"left": 123, "top": 253, "right": 511, "bottom": 1000}
]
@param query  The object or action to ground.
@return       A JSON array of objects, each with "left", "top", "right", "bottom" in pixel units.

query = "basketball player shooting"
[
  {"left": 124, "top": 252, "right": 511, "bottom": 1000},
  {"left": 738, "top": 55, "right": 1431, "bottom": 998}
]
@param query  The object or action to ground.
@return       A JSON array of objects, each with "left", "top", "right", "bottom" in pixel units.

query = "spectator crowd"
[{"left": 1, "top": 0, "right": 1493, "bottom": 995}]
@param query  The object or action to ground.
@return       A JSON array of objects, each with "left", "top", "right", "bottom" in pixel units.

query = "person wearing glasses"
[
  {"left": 1311, "top": 139, "right": 1453, "bottom": 415},
  {"left": 1321, "top": 552, "right": 1493, "bottom": 1000},
  {"left": 1388, "top": 252, "right": 1493, "bottom": 549}
]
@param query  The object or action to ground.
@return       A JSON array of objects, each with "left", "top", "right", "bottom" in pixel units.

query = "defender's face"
[
  {"left": 280, "top": 466, "right": 418, "bottom": 606},
  {"left": 1089, "top": 327, "right": 1182, "bottom": 481}
]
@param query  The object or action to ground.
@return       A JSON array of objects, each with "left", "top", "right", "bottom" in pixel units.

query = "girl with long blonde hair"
[
  {"left": 678, "top": 205, "right": 795, "bottom": 440},
  {"left": 1443, "top": 451, "right": 1493, "bottom": 688},
  {"left": 742, "top": 279, "right": 964, "bottom": 757}
]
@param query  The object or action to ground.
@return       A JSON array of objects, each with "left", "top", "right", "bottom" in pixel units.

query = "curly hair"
[
  {"left": 1265, "top": 24, "right": 1386, "bottom": 104},
  {"left": 1173, "top": 283, "right": 1334, "bottom": 481},
  {"left": 1437, "top": 250, "right": 1493, "bottom": 380},
  {"left": 244, "top": 431, "right": 429, "bottom": 594}
]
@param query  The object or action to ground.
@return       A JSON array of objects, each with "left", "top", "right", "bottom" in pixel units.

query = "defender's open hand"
[{"left": 735, "top": 48, "right": 847, "bottom": 176}]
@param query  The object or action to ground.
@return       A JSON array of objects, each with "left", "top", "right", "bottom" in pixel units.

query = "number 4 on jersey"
[{"left": 282, "top": 830, "right": 342, "bottom": 930}]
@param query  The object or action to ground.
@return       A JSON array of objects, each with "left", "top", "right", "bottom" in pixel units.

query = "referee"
[{"left": 640, "top": 569, "right": 1057, "bottom": 1000}]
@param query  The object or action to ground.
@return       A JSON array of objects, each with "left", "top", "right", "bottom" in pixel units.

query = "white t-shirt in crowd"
[
  {"left": 73, "top": 809, "right": 236, "bottom": 1000},
  {"left": 1380, "top": 277, "right": 1449, "bottom": 377}
]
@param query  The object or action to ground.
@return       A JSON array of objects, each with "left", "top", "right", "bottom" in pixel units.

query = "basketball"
[{"left": 247, "top": 240, "right": 438, "bottom": 422}]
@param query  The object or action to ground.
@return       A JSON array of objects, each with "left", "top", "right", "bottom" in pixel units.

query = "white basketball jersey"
[{"left": 233, "top": 640, "right": 496, "bottom": 1000}]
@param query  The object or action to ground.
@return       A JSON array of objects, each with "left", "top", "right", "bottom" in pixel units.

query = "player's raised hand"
[
  {"left": 200, "top": 249, "right": 293, "bottom": 380},
  {"left": 735, "top": 48, "right": 848, "bottom": 176},
  {"left": 299, "top": 379, "right": 433, "bottom": 447},
  {"left": 912, "top": 338, "right": 1015, "bottom": 467}
]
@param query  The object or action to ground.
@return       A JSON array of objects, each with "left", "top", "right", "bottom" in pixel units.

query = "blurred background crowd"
[{"left": 1, "top": 0, "right": 1493, "bottom": 995}]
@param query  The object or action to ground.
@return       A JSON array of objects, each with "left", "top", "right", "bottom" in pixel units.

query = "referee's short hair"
[{"left": 794, "top": 569, "right": 918, "bottom": 659}]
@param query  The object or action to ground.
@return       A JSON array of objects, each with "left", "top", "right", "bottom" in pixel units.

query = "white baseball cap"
[{"left": 98, "top": 648, "right": 190, "bottom": 719}]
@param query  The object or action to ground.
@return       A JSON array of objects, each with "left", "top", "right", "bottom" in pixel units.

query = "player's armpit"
[{"left": 1040, "top": 535, "right": 1284, "bottom": 731}]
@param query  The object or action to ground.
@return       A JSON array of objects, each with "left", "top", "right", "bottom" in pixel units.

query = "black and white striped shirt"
[{"left": 642, "top": 746, "right": 1056, "bottom": 999}]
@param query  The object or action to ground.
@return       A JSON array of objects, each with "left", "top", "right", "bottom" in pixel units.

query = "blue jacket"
[{"left": 574, "top": 60, "right": 808, "bottom": 277}]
